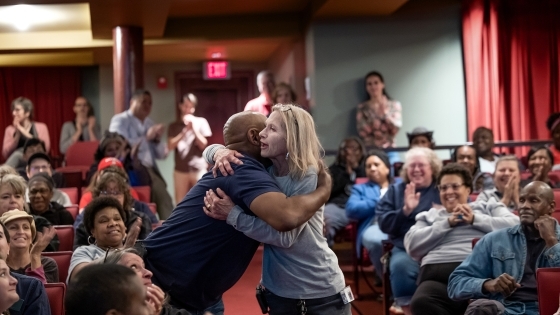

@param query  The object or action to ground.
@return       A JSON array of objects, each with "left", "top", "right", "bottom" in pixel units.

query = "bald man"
[
  {"left": 142, "top": 111, "right": 331, "bottom": 315},
  {"left": 448, "top": 181, "right": 560, "bottom": 315},
  {"left": 244, "top": 70, "right": 275, "bottom": 116}
]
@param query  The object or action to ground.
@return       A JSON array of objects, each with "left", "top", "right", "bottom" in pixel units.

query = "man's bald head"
[
  {"left": 518, "top": 181, "right": 555, "bottom": 225},
  {"left": 522, "top": 181, "right": 554, "bottom": 203},
  {"left": 223, "top": 111, "right": 266, "bottom": 158}
]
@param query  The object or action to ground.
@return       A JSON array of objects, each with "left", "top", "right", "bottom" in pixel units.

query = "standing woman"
[
  {"left": 59, "top": 96, "right": 101, "bottom": 154},
  {"left": 356, "top": 71, "right": 402, "bottom": 164},
  {"left": 2, "top": 97, "right": 50, "bottom": 168}
]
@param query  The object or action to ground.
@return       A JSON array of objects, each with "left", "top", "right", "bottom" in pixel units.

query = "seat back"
[
  {"left": 148, "top": 203, "right": 157, "bottom": 215},
  {"left": 59, "top": 187, "right": 78, "bottom": 204},
  {"left": 65, "top": 205, "right": 79, "bottom": 220},
  {"left": 44, "top": 282, "right": 66, "bottom": 315},
  {"left": 134, "top": 186, "right": 151, "bottom": 203},
  {"left": 355, "top": 177, "right": 368, "bottom": 185},
  {"left": 42, "top": 251, "right": 73, "bottom": 284},
  {"left": 537, "top": 267, "right": 560, "bottom": 315},
  {"left": 53, "top": 225, "right": 74, "bottom": 252},
  {"left": 55, "top": 167, "right": 88, "bottom": 188},
  {"left": 472, "top": 238, "right": 480, "bottom": 249},
  {"left": 554, "top": 189, "right": 560, "bottom": 211},
  {"left": 65, "top": 141, "right": 99, "bottom": 166}
]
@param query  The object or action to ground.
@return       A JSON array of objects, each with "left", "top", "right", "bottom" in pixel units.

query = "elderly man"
[
  {"left": 143, "top": 111, "right": 331, "bottom": 315},
  {"left": 25, "top": 152, "right": 71, "bottom": 207},
  {"left": 448, "top": 181, "right": 560, "bottom": 315},
  {"left": 244, "top": 70, "right": 275, "bottom": 116},
  {"left": 109, "top": 89, "right": 173, "bottom": 219}
]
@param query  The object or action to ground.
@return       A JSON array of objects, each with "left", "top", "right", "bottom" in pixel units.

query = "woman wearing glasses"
[
  {"left": 27, "top": 173, "right": 74, "bottom": 225},
  {"left": 73, "top": 172, "right": 152, "bottom": 250},
  {"left": 68, "top": 196, "right": 142, "bottom": 283},
  {"left": 203, "top": 104, "right": 349, "bottom": 314},
  {"left": 404, "top": 163, "right": 518, "bottom": 315}
]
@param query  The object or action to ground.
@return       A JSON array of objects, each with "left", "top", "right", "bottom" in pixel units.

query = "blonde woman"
[{"left": 204, "top": 104, "right": 349, "bottom": 314}]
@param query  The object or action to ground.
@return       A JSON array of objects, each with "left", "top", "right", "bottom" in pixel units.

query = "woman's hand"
[
  {"left": 203, "top": 188, "right": 235, "bottom": 220},
  {"left": 124, "top": 217, "right": 142, "bottom": 248},
  {"left": 403, "top": 183, "right": 420, "bottom": 216},
  {"left": 212, "top": 148, "right": 244, "bottom": 178},
  {"left": 457, "top": 204, "right": 474, "bottom": 224},
  {"left": 146, "top": 284, "right": 165, "bottom": 315},
  {"left": 87, "top": 116, "right": 96, "bottom": 130},
  {"left": 30, "top": 226, "right": 57, "bottom": 256},
  {"left": 501, "top": 175, "right": 519, "bottom": 207}
]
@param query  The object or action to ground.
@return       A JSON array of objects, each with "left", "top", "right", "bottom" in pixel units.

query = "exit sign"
[{"left": 203, "top": 61, "right": 231, "bottom": 80}]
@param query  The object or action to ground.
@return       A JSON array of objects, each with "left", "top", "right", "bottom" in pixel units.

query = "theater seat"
[
  {"left": 65, "top": 141, "right": 99, "bottom": 167},
  {"left": 134, "top": 186, "right": 151, "bottom": 203},
  {"left": 355, "top": 177, "right": 368, "bottom": 185},
  {"left": 554, "top": 189, "right": 560, "bottom": 211},
  {"left": 53, "top": 225, "right": 74, "bottom": 252},
  {"left": 536, "top": 267, "right": 560, "bottom": 315},
  {"left": 65, "top": 205, "right": 79, "bottom": 220},
  {"left": 44, "top": 282, "right": 66, "bottom": 315},
  {"left": 59, "top": 187, "right": 78, "bottom": 204},
  {"left": 472, "top": 238, "right": 480, "bottom": 249},
  {"left": 42, "top": 251, "right": 73, "bottom": 284}
]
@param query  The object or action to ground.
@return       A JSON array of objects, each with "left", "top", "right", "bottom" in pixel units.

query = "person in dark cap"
[
  {"left": 346, "top": 149, "right": 399, "bottom": 285},
  {"left": 407, "top": 127, "right": 435, "bottom": 149},
  {"left": 27, "top": 173, "right": 74, "bottom": 226},
  {"left": 16, "top": 138, "right": 65, "bottom": 187},
  {"left": 546, "top": 112, "right": 560, "bottom": 166},
  {"left": 25, "top": 152, "right": 72, "bottom": 207}
]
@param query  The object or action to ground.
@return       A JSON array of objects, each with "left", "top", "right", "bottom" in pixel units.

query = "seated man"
[
  {"left": 142, "top": 111, "right": 331, "bottom": 315},
  {"left": 0, "top": 222, "right": 50, "bottom": 315},
  {"left": 407, "top": 127, "right": 435, "bottom": 149},
  {"left": 24, "top": 152, "right": 72, "bottom": 207},
  {"left": 16, "top": 138, "right": 65, "bottom": 187},
  {"left": 473, "top": 126, "right": 502, "bottom": 174},
  {"left": 448, "top": 181, "right": 560, "bottom": 315}
]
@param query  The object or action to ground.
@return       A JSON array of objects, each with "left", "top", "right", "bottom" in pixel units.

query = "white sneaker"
[{"left": 389, "top": 302, "right": 404, "bottom": 315}]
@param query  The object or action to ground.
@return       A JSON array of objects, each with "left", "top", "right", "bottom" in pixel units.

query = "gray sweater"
[
  {"left": 59, "top": 121, "right": 101, "bottom": 154},
  {"left": 404, "top": 200, "right": 519, "bottom": 266},
  {"left": 226, "top": 167, "right": 346, "bottom": 299}
]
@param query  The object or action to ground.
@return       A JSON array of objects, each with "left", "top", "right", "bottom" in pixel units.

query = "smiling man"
[{"left": 448, "top": 181, "right": 560, "bottom": 315}]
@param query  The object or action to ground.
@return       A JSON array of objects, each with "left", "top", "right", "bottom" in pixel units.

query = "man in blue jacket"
[
  {"left": 448, "top": 181, "right": 560, "bottom": 315},
  {"left": 0, "top": 222, "right": 50, "bottom": 315}
]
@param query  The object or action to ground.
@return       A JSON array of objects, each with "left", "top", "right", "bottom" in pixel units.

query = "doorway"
[{"left": 174, "top": 70, "right": 255, "bottom": 145}]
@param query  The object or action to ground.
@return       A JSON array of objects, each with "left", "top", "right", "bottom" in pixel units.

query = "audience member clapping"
[
  {"left": 27, "top": 173, "right": 74, "bottom": 225},
  {"left": 406, "top": 127, "right": 435, "bottom": 149},
  {"left": 324, "top": 137, "right": 366, "bottom": 247},
  {"left": 68, "top": 197, "right": 142, "bottom": 283},
  {"left": 546, "top": 112, "right": 560, "bottom": 166},
  {"left": 521, "top": 145, "right": 560, "bottom": 188},
  {"left": 376, "top": 147, "right": 442, "bottom": 315},
  {"left": 452, "top": 145, "right": 494, "bottom": 192},
  {"left": 59, "top": 96, "right": 100, "bottom": 154},
  {"left": 25, "top": 152, "right": 71, "bottom": 206},
  {"left": 66, "top": 264, "right": 153, "bottom": 315},
  {"left": 473, "top": 127, "right": 501, "bottom": 173},
  {"left": 0, "top": 210, "right": 58, "bottom": 283},
  {"left": 404, "top": 163, "right": 518, "bottom": 315},
  {"left": 476, "top": 155, "right": 520, "bottom": 211},
  {"left": 346, "top": 149, "right": 393, "bottom": 284}
]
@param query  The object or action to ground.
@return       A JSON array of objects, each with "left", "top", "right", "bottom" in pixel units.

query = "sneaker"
[{"left": 389, "top": 302, "right": 404, "bottom": 315}]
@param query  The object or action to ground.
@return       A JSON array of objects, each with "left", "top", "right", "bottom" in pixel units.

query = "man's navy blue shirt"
[{"left": 143, "top": 155, "right": 281, "bottom": 310}]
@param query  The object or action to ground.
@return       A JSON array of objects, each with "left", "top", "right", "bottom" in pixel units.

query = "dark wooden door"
[{"left": 175, "top": 71, "right": 254, "bottom": 145}]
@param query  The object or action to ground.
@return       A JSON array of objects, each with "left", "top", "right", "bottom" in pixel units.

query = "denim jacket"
[{"left": 448, "top": 224, "right": 560, "bottom": 315}]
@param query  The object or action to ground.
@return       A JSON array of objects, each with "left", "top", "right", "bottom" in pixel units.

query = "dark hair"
[
  {"left": 76, "top": 96, "right": 95, "bottom": 117},
  {"left": 0, "top": 221, "right": 9, "bottom": 244},
  {"left": 546, "top": 112, "right": 560, "bottom": 131},
  {"left": 23, "top": 138, "right": 46, "bottom": 154},
  {"left": 86, "top": 165, "right": 130, "bottom": 195},
  {"left": 365, "top": 149, "right": 393, "bottom": 183},
  {"left": 11, "top": 97, "right": 34, "bottom": 120},
  {"left": 272, "top": 82, "right": 297, "bottom": 103},
  {"left": 83, "top": 196, "right": 127, "bottom": 236},
  {"left": 527, "top": 146, "right": 553, "bottom": 164},
  {"left": 131, "top": 89, "right": 151, "bottom": 102},
  {"left": 28, "top": 172, "right": 55, "bottom": 192},
  {"left": 364, "top": 71, "right": 391, "bottom": 99},
  {"left": 451, "top": 145, "right": 481, "bottom": 175},
  {"left": 93, "top": 172, "right": 133, "bottom": 211},
  {"left": 437, "top": 163, "right": 474, "bottom": 192},
  {"left": 473, "top": 126, "right": 494, "bottom": 139},
  {"left": 94, "top": 131, "right": 129, "bottom": 162},
  {"left": 65, "top": 264, "right": 139, "bottom": 315},
  {"left": 335, "top": 137, "right": 366, "bottom": 166}
]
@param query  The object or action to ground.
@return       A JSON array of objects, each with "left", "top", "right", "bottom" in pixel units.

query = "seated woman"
[
  {"left": 272, "top": 82, "right": 297, "bottom": 104},
  {"left": 204, "top": 104, "right": 349, "bottom": 314},
  {"left": 27, "top": 173, "right": 74, "bottom": 225},
  {"left": 346, "top": 149, "right": 393, "bottom": 284},
  {"left": 73, "top": 172, "right": 152, "bottom": 250},
  {"left": 520, "top": 145, "right": 560, "bottom": 188},
  {"left": 77, "top": 163, "right": 157, "bottom": 225},
  {"left": 2, "top": 97, "right": 50, "bottom": 168},
  {"left": 476, "top": 155, "right": 521, "bottom": 211},
  {"left": 68, "top": 196, "right": 142, "bottom": 283},
  {"left": 405, "top": 163, "right": 519, "bottom": 315},
  {"left": 103, "top": 248, "right": 192, "bottom": 315},
  {"left": 59, "top": 96, "right": 101, "bottom": 154},
  {"left": 376, "top": 147, "right": 442, "bottom": 315},
  {"left": 86, "top": 131, "right": 151, "bottom": 187},
  {"left": 452, "top": 145, "right": 494, "bottom": 192},
  {"left": 0, "top": 210, "right": 58, "bottom": 283},
  {"left": 546, "top": 112, "right": 560, "bottom": 166},
  {"left": 0, "top": 258, "right": 19, "bottom": 315},
  {"left": 324, "top": 136, "right": 367, "bottom": 246}
]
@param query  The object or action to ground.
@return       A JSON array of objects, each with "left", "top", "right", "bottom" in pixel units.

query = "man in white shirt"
[
  {"left": 473, "top": 126, "right": 501, "bottom": 174},
  {"left": 109, "top": 90, "right": 173, "bottom": 219},
  {"left": 244, "top": 71, "right": 275, "bottom": 116}
]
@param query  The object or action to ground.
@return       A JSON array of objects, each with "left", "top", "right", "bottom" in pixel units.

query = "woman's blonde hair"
[
  {"left": 0, "top": 174, "right": 27, "bottom": 196},
  {"left": 0, "top": 165, "right": 17, "bottom": 177},
  {"left": 271, "top": 104, "right": 323, "bottom": 179},
  {"left": 400, "top": 147, "right": 442, "bottom": 183}
]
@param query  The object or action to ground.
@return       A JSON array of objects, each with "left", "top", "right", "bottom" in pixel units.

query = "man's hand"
[
  {"left": 482, "top": 273, "right": 520, "bottom": 297},
  {"left": 212, "top": 148, "right": 244, "bottom": 178},
  {"left": 403, "top": 183, "right": 420, "bottom": 216},
  {"left": 124, "top": 217, "right": 142, "bottom": 248},
  {"left": 203, "top": 188, "right": 234, "bottom": 220},
  {"left": 147, "top": 124, "right": 165, "bottom": 141},
  {"left": 535, "top": 214, "right": 558, "bottom": 248}
]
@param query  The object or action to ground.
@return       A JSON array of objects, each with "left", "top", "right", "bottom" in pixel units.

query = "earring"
[
  {"left": 87, "top": 235, "right": 96, "bottom": 245},
  {"left": 285, "top": 152, "right": 289, "bottom": 160}
]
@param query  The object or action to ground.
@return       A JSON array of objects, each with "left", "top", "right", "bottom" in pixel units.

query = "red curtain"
[
  {"left": 463, "top": 0, "right": 560, "bottom": 155},
  {"left": 0, "top": 67, "right": 81, "bottom": 161}
]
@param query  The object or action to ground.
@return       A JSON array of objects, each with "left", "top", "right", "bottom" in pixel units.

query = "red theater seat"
[
  {"left": 59, "top": 187, "right": 78, "bottom": 204},
  {"left": 53, "top": 225, "right": 74, "bottom": 252},
  {"left": 45, "top": 282, "right": 66, "bottom": 315},
  {"left": 65, "top": 141, "right": 99, "bottom": 167},
  {"left": 42, "top": 251, "right": 73, "bottom": 284},
  {"left": 134, "top": 186, "right": 151, "bottom": 203},
  {"left": 537, "top": 267, "right": 560, "bottom": 315},
  {"left": 65, "top": 205, "right": 79, "bottom": 220}
]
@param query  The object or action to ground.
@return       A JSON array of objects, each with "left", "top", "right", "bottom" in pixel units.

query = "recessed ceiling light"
[
  {"left": 0, "top": 4, "right": 66, "bottom": 32},
  {"left": 211, "top": 52, "right": 222, "bottom": 58}
]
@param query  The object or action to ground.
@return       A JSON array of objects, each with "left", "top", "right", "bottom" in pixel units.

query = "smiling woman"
[{"left": 27, "top": 173, "right": 74, "bottom": 226}]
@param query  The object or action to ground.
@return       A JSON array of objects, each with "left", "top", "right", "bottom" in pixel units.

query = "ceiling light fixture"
[{"left": 0, "top": 4, "right": 66, "bottom": 31}]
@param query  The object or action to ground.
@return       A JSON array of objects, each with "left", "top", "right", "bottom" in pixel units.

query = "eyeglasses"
[
  {"left": 438, "top": 183, "right": 465, "bottom": 191},
  {"left": 29, "top": 188, "right": 50, "bottom": 195},
  {"left": 30, "top": 165, "right": 50, "bottom": 172},
  {"left": 100, "top": 190, "right": 123, "bottom": 196}
]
